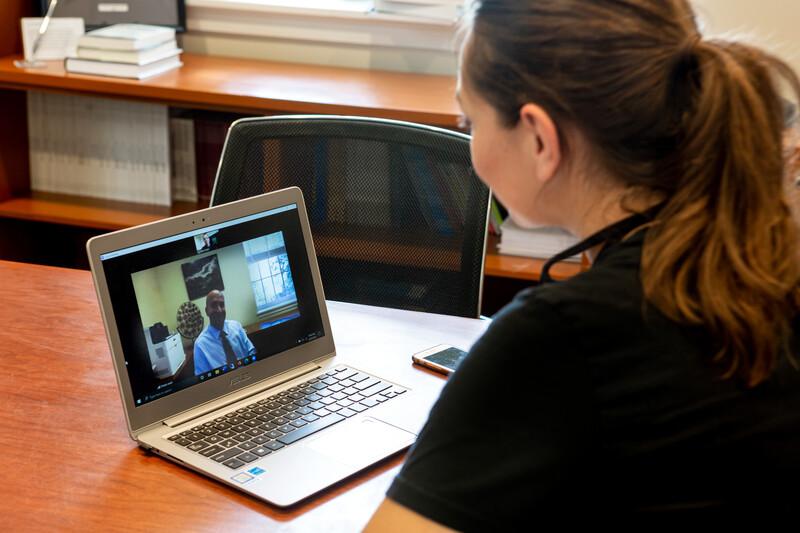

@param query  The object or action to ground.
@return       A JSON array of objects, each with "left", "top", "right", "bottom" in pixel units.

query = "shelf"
[
  {"left": 0, "top": 51, "right": 585, "bottom": 282},
  {"left": 0, "top": 192, "right": 200, "bottom": 231},
  {"left": 314, "top": 226, "right": 461, "bottom": 270},
  {"left": 0, "top": 53, "right": 460, "bottom": 127},
  {"left": 0, "top": 193, "right": 585, "bottom": 281},
  {"left": 483, "top": 234, "right": 585, "bottom": 282}
]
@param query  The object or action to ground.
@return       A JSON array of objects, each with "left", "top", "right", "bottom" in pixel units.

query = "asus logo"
[{"left": 230, "top": 373, "right": 251, "bottom": 387}]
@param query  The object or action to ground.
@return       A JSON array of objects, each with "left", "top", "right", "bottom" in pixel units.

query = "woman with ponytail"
[{"left": 367, "top": 1, "right": 800, "bottom": 529}]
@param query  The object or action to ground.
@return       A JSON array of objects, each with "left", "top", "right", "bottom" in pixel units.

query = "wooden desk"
[{"left": 0, "top": 260, "right": 490, "bottom": 531}]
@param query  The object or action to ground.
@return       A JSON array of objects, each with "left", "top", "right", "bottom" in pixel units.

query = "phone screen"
[{"left": 425, "top": 347, "right": 468, "bottom": 372}]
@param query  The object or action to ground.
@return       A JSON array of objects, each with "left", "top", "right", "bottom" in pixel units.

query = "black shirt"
[{"left": 387, "top": 228, "right": 800, "bottom": 529}]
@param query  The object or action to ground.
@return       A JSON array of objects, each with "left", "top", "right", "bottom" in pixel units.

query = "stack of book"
[
  {"left": 498, "top": 217, "right": 581, "bottom": 261},
  {"left": 65, "top": 24, "right": 182, "bottom": 80}
]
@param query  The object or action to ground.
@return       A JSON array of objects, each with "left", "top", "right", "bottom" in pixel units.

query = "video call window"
[
  {"left": 130, "top": 230, "right": 301, "bottom": 384},
  {"left": 194, "top": 230, "right": 219, "bottom": 252}
]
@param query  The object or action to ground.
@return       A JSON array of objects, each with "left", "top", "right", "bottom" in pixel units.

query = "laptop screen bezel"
[{"left": 87, "top": 187, "right": 335, "bottom": 435}]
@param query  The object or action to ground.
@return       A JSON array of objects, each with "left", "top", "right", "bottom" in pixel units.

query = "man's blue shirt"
[{"left": 193, "top": 320, "right": 256, "bottom": 375}]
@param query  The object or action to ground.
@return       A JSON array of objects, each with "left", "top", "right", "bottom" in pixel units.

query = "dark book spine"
[{"left": 194, "top": 118, "right": 231, "bottom": 206}]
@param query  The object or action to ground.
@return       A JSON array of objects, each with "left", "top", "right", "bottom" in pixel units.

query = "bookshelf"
[{"left": 0, "top": 2, "right": 582, "bottom": 295}]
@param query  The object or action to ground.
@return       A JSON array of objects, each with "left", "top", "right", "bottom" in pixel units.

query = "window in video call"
[{"left": 100, "top": 204, "right": 325, "bottom": 407}]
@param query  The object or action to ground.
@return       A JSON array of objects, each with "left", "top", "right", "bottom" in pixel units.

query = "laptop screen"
[{"left": 100, "top": 203, "right": 325, "bottom": 407}]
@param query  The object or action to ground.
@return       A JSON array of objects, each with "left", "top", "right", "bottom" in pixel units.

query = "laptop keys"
[
  {"left": 337, "top": 369, "right": 358, "bottom": 380},
  {"left": 199, "top": 445, "right": 225, "bottom": 457},
  {"left": 223, "top": 458, "right": 246, "bottom": 469},
  {"left": 277, "top": 413, "right": 345, "bottom": 446},
  {"left": 236, "top": 452, "right": 259, "bottom": 463},
  {"left": 212, "top": 447, "right": 244, "bottom": 463},
  {"left": 359, "top": 382, "right": 392, "bottom": 397},
  {"left": 360, "top": 397, "right": 380, "bottom": 408},
  {"left": 187, "top": 441, "right": 210, "bottom": 452},
  {"left": 251, "top": 446, "right": 271, "bottom": 457},
  {"left": 166, "top": 367, "right": 405, "bottom": 468}
]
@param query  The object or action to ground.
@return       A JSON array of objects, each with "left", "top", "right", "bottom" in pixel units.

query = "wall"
[
  {"left": 693, "top": 0, "right": 800, "bottom": 73},
  {"left": 181, "top": 33, "right": 457, "bottom": 75},
  {"left": 132, "top": 243, "right": 257, "bottom": 335},
  {"left": 182, "top": 1, "right": 799, "bottom": 76}
]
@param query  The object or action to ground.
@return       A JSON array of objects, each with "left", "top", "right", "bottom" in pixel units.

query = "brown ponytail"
[
  {"left": 463, "top": 0, "right": 800, "bottom": 386},
  {"left": 642, "top": 40, "right": 800, "bottom": 386}
]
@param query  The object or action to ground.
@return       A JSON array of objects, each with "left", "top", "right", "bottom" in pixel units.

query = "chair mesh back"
[{"left": 212, "top": 116, "right": 490, "bottom": 318}]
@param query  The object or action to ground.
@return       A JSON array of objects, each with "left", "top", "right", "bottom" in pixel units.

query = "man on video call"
[{"left": 194, "top": 290, "right": 256, "bottom": 375}]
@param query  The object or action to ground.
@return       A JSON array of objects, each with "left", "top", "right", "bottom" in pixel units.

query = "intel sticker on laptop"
[{"left": 232, "top": 466, "right": 265, "bottom": 484}]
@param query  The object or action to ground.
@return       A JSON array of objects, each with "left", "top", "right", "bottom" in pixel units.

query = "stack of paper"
[
  {"left": 27, "top": 91, "right": 171, "bottom": 205},
  {"left": 65, "top": 24, "right": 182, "bottom": 80},
  {"left": 498, "top": 218, "right": 581, "bottom": 261}
]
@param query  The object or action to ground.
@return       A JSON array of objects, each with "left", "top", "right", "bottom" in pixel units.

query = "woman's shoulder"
[{"left": 519, "top": 258, "right": 642, "bottom": 322}]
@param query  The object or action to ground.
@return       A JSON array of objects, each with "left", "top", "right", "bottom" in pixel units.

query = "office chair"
[{"left": 210, "top": 115, "right": 491, "bottom": 318}]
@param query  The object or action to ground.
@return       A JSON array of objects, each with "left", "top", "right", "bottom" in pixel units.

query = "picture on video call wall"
[
  {"left": 182, "top": 254, "right": 224, "bottom": 300},
  {"left": 131, "top": 231, "right": 301, "bottom": 381}
]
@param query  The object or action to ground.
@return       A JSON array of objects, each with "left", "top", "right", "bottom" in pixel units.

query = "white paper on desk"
[{"left": 21, "top": 17, "right": 85, "bottom": 61}]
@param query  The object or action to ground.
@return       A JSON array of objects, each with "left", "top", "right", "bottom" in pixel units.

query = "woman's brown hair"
[{"left": 463, "top": 0, "right": 800, "bottom": 386}]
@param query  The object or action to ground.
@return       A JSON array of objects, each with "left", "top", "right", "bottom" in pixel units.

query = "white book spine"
[
  {"left": 170, "top": 117, "right": 198, "bottom": 203},
  {"left": 26, "top": 92, "right": 171, "bottom": 206}
]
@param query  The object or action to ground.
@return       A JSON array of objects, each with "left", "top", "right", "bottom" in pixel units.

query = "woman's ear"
[{"left": 518, "top": 103, "right": 561, "bottom": 183}]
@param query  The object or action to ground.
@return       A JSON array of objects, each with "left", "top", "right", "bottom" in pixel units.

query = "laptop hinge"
[{"left": 163, "top": 362, "right": 321, "bottom": 428}]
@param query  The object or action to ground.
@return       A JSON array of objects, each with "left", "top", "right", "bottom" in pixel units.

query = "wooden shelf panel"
[
  {"left": 0, "top": 194, "right": 584, "bottom": 281},
  {"left": 484, "top": 234, "right": 584, "bottom": 281},
  {"left": 0, "top": 192, "right": 200, "bottom": 231},
  {"left": 0, "top": 54, "right": 460, "bottom": 127}
]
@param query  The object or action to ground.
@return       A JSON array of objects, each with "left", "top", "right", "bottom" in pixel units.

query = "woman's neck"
[{"left": 567, "top": 187, "right": 662, "bottom": 261}]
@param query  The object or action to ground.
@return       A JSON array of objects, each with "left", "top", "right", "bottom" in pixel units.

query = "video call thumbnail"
[{"left": 132, "top": 231, "right": 300, "bottom": 382}]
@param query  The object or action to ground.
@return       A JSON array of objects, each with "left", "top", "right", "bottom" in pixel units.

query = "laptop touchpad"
[{"left": 304, "top": 417, "right": 416, "bottom": 468}]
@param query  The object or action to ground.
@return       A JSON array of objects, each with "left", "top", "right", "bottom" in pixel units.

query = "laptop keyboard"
[{"left": 165, "top": 366, "right": 407, "bottom": 470}]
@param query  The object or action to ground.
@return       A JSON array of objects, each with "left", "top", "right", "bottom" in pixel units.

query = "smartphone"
[{"left": 412, "top": 344, "right": 468, "bottom": 376}]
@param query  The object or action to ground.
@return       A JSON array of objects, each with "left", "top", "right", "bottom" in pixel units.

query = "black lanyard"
[{"left": 539, "top": 206, "right": 661, "bottom": 284}]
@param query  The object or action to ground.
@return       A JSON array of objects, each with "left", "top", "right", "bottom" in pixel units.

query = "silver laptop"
[{"left": 87, "top": 187, "right": 424, "bottom": 506}]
